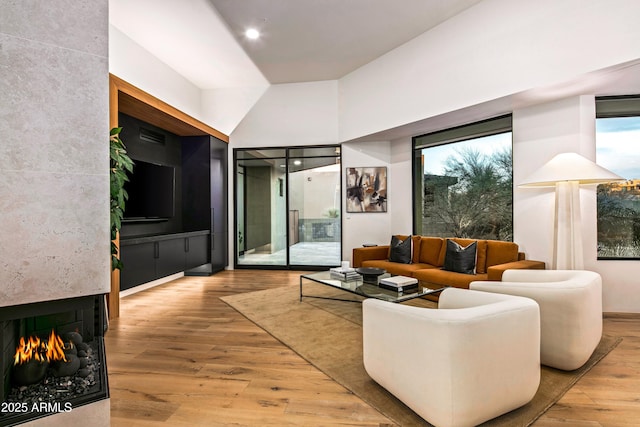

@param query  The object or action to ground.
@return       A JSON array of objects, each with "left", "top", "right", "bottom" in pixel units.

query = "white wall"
[
  {"left": 339, "top": 0, "right": 640, "bottom": 142},
  {"left": 201, "top": 86, "right": 269, "bottom": 135},
  {"left": 341, "top": 141, "right": 392, "bottom": 260},
  {"left": 270, "top": 166, "right": 287, "bottom": 252},
  {"left": 513, "top": 95, "right": 640, "bottom": 312},
  {"left": 390, "top": 137, "right": 414, "bottom": 234},
  {"left": 109, "top": 25, "right": 203, "bottom": 121},
  {"left": 290, "top": 170, "right": 340, "bottom": 218},
  {"left": 110, "top": 26, "right": 269, "bottom": 137},
  {"left": 231, "top": 81, "right": 339, "bottom": 147}
]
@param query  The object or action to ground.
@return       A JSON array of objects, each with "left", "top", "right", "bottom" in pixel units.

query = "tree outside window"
[
  {"left": 414, "top": 131, "right": 512, "bottom": 240},
  {"left": 596, "top": 115, "right": 640, "bottom": 259}
]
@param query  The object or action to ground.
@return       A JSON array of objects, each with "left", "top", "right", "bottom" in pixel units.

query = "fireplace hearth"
[{"left": 0, "top": 295, "right": 109, "bottom": 426}]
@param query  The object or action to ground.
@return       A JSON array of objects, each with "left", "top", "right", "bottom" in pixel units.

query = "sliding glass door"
[
  {"left": 236, "top": 149, "right": 287, "bottom": 267},
  {"left": 235, "top": 146, "right": 341, "bottom": 268},
  {"left": 287, "top": 147, "right": 341, "bottom": 267}
]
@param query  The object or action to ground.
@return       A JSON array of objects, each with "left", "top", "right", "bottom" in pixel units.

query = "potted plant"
[
  {"left": 324, "top": 208, "right": 340, "bottom": 218},
  {"left": 110, "top": 127, "right": 134, "bottom": 270}
]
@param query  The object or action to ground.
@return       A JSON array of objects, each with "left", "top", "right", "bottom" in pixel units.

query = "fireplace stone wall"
[
  {"left": 0, "top": 1, "right": 110, "bottom": 425},
  {"left": 0, "top": 3, "right": 110, "bottom": 305}
]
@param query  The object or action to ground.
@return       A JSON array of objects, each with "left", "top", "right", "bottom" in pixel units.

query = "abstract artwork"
[{"left": 346, "top": 167, "right": 387, "bottom": 212}]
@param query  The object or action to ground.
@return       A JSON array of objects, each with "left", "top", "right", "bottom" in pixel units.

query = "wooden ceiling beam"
[{"left": 110, "top": 74, "right": 229, "bottom": 142}]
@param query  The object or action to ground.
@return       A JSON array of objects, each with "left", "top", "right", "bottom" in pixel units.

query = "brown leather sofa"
[{"left": 352, "top": 236, "right": 545, "bottom": 289}]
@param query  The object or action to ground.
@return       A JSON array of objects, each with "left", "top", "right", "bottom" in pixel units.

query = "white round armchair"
[
  {"left": 471, "top": 269, "right": 603, "bottom": 371},
  {"left": 363, "top": 288, "right": 540, "bottom": 427}
]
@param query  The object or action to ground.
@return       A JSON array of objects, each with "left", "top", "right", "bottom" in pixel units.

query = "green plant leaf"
[{"left": 109, "top": 126, "right": 133, "bottom": 271}]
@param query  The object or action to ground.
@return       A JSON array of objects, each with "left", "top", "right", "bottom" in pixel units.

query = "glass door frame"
[{"left": 233, "top": 145, "right": 342, "bottom": 270}]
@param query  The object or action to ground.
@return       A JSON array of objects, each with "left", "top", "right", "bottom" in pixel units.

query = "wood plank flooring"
[{"left": 106, "top": 270, "right": 640, "bottom": 426}]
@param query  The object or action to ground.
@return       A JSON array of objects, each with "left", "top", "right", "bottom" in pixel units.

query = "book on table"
[
  {"left": 329, "top": 267, "right": 360, "bottom": 282},
  {"left": 379, "top": 275, "right": 419, "bottom": 292}
]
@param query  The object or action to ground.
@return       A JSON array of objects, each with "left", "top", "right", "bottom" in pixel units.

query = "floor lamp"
[{"left": 519, "top": 153, "right": 623, "bottom": 270}]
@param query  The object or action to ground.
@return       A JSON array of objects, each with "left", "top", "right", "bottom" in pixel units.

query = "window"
[
  {"left": 413, "top": 115, "right": 513, "bottom": 240},
  {"left": 596, "top": 96, "right": 640, "bottom": 259}
]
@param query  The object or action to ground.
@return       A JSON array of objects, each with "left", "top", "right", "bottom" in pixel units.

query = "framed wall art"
[{"left": 346, "top": 167, "right": 387, "bottom": 212}]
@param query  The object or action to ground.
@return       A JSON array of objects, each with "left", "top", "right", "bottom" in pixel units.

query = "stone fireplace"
[{"left": 1, "top": 1, "right": 111, "bottom": 425}]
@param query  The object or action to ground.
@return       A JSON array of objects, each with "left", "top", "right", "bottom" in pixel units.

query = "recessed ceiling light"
[
  {"left": 245, "top": 28, "right": 260, "bottom": 40},
  {"left": 293, "top": 160, "right": 302, "bottom": 166}
]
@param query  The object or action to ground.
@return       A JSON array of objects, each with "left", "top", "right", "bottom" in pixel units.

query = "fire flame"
[{"left": 14, "top": 330, "right": 68, "bottom": 365}]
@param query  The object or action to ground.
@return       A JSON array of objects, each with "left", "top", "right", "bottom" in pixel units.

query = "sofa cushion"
[
  {"left": 443, "top": 240, "right": 477, "bottom": 274},
  {"left": 389, "top": 235, "right": 412, "bottom": 264},
  {"left": 417, "top": 237, "right": 444, "bottom": 266},
  {"left": 352, "top": 245, "right": 390, "bottom": 268},
  {"left": 438, "top": 238, "right": 488, "bottom": 273},
  {"left": 411, "top": 235, "right": 422, "bottom": 263},
  {"left": 485, "top": 240, "right": 520, "bottom": 268},
  {"left": 413, "top": 268, "right": 489, "bottom": 289},
  {"left": 361, "top": 260, "right": 437, "bottom": 276},
  {"left": 385, "top": 235, "right": 421, "bottom": 263}
]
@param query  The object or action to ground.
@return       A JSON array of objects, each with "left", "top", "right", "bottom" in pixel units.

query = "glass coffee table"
[{"left": 300, "top": 270, "right": 445, "bottom": 303}]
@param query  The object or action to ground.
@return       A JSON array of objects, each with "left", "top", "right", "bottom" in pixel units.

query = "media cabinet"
[
  {"left": 109, "top": 74, "right": 229, "bottom": 318},
  {"left": 120, "top": 230, "right": 209, "bottom": 290}
]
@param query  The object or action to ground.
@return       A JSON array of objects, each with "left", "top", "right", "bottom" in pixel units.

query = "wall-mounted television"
[{"left": 123, "top": 159, "right": 176, "bottom": 220}]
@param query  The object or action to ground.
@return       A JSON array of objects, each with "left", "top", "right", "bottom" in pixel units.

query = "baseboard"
[
  {"left": 120, "top": 272, "right": 184, "bottom": 297},
  {"left": 604, "top": 312, "right": 640, "bottom": 319}
]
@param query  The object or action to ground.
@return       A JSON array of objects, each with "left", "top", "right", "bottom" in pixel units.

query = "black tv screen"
[{"left": 123, "top": 160, "right": 175, "bottom": 219}]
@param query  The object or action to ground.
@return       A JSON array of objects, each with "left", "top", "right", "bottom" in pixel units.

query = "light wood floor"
[{"left": 106, "top": 270, "right": 640, "bottom": 426}]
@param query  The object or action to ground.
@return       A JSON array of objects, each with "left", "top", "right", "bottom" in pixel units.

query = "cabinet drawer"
[
  {"left": 120, "top": 242, "right": 156, "bottom": 290},
  {"left": 185, "top": 235, "right": 209, "bottom": 269},
  {"left": 156, "top": 238, "right": 186, "bottom": 278}
]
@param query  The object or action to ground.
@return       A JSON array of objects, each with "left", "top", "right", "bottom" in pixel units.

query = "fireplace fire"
[
  {"left": 13, "top": 330, "right": 68, "bottom": 386},
  {"left": 0, "top": 295, "right": 109, "bottom": 426}
]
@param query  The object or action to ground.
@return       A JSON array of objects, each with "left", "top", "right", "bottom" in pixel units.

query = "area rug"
[{"left": 221, "top": 283, "right": 621, "bottom": 426}]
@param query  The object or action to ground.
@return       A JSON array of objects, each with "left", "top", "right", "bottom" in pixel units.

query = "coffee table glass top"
[{"left": 300, "top": 270, "right": 444, "bottom": 303}]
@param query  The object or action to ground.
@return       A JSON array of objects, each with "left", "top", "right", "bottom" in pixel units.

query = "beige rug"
[{"left": 221, "top": 283, "right": 621, "bottom": 427}]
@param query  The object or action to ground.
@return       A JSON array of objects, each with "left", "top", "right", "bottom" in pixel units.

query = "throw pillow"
[
  {"left": 443, "top": 240, "right": 477, "bottom": 274},
  {"left": 389, "top": 235, "right": 412, "bottom": 264}
]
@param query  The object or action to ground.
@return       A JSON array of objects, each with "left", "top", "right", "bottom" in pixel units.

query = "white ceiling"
[
  {"left": 208, "top": 0, "right": 484, "bottom": 84},
  {"left": 110, "top": 0, "right": 483, "bottom": 88}
]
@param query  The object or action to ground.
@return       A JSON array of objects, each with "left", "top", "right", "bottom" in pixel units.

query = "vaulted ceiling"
[
  {"left": 208, "top": 0, "right": 484, "bottom": 84},
  {"left": 110, "top": 0, "right": 483, "bottom": 89}
]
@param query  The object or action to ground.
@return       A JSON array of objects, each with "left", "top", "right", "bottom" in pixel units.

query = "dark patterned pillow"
[
  {"left": 389, "top": 235, "right": 412, "bottom": 264},
  {"left": 443, "top": 240, "right": 477, "bottom": 274}
]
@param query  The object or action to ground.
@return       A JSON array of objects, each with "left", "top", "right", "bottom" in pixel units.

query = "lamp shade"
[{"left": 519, "top": 152, "right": 624, "bottom": 188}]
